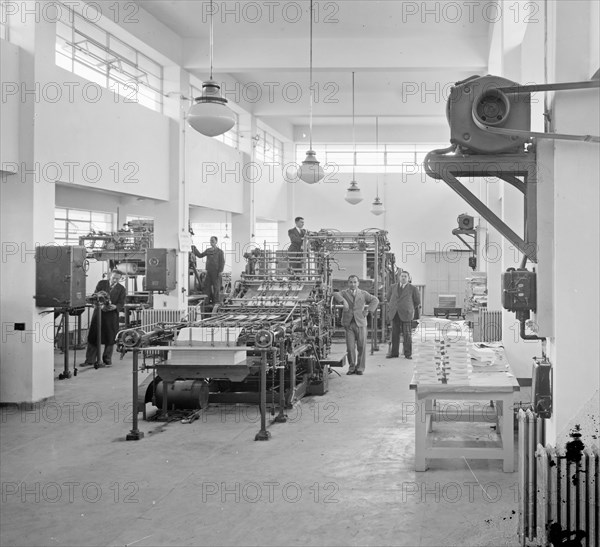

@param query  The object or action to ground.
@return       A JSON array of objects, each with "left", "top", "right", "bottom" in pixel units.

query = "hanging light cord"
[
  {"left": 309, "top": 0, "right": 314, "bottom": 150},
  {"left": 352, "top": 71, "right": 356, "bottom": 181},
  {"left": 375, "top": 116, "right": 379, "bottom": 198},
  {"left": 209, "top": 0, "right": 214, "bottom": 79}
]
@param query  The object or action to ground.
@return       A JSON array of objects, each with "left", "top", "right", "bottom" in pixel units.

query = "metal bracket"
[
  {"left": 451, "top": 228, "right": 477, "bottom": 254},
  {"left": 424, "top": 149, "right": 538, "bottom": 263}
]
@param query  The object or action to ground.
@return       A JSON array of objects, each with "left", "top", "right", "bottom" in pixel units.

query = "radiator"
[
  {"left": 141, "top": 307, "right": 203, "bottom": 329},
  {"left": 474, "top": 309, "right": 502, "bottom": 343},
  {"left": 518, "top": 409, "right": 599, "bottom": 546}
]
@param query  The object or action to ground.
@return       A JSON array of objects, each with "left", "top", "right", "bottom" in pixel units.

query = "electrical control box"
[
  {"left": 532, "top": 359, "right": 552, "bottom": 418},
  {"left": 35, "top": 245, "right": 86, "bottom": 308},
  {"left": 501, "top": 269, "right": 536, "bottom": 312},
  {"left": 145, "top": 248, "right": 177, "bottom": 291}
]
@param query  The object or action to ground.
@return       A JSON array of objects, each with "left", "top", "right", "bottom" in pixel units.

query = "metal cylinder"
[{"left": 154, "top": 380, "right": 209, "bottom": 410}]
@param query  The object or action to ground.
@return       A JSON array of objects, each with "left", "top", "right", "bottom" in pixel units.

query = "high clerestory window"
[
  {"left": 255, "top": 129, "right": 284, "bottom": 165},
  {"left": 294, "top": 143, "right": 448, "bottom": 173},
  {"left": 55, "top": 3, "right": 163, "bottom": 113}
]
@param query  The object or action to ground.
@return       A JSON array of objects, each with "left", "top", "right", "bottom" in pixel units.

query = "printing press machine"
[{"left": 117, "top": 245, "right": 339, "bottom": 440}]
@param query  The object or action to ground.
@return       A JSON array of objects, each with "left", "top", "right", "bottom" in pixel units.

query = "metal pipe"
[
  {"left": 255, "top": 350, "right": 271, "bottom": 440},
  {"left": 126, "top": 349, "right": 144, "bottom": 440}
]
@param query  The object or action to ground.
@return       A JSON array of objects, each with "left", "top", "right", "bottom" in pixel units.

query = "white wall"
[
  {"left": 293, "top": 171, "right": 480, "bottom": 285},
  {"left": 186, "top": 129, "right": 245, "bottom": 212},
  {"left": 34, "top": 65, "right": 170, "bottom": 200},
  {"left": 513, "top": 0, "right": 600, "bottom": 445}
]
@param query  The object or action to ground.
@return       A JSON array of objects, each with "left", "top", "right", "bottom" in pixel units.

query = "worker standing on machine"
[
  {"left": 192, "top": 236, "right": 225, "bottom": 306},
  {"left": 334, "top": 275, "right": 379, "bottom": 376},
  {"left": 81, "top": 270, "right": 126, "bottom": 367},
  {"left": 287, "top": 216, "right": 306, "bottom": 272}
]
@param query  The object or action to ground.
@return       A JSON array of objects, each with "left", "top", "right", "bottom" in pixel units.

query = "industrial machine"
[
  {"left": 79, "top": 221, "right": 156, "bottom": 323},
  {"left": 35, "top": 245, "right": 87, "bottom": 379},
  {"left": 118, "top": 239, "right": 339, "bottom": 441},
  {"left": 307, "top": 229, "right": 397, "bottom": 352}
]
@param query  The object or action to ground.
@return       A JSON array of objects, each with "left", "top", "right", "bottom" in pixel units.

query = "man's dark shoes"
[
  {"left": 386, "top": 354, "right": 398, "bottom": 359},
  {"left": 355, "top": 371, "right": 363, "bottom": 375},
  {"left": 347, "top": 369, "right": 355, "bottom": 375}
]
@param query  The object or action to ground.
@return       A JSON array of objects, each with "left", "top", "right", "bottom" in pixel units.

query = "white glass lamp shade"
[
  {"left": 298, "top": 150, "right": 325, "bottom": 183},
  {"left": 187, "top": 80, "right": 236, "bottom": 137},
  {"left": 345, "top": 180, "right": 363, "bottom": 204},
  {"left": 371, "top": 196, "right": 385, "bottom": 215}
]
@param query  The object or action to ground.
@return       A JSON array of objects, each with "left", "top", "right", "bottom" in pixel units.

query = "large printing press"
[{"left": 114, "top": 228, "right": 397, "bottom": 440}]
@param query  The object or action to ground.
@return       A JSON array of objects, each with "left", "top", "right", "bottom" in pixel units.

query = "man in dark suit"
[
  {"left": 334, "top": 275, "right": 380, "bottom": 375},
  {"left": 82, "top": 270, "right": 126, "bottom": 367},
  {"left": 192, "top": 236, "right": 225, "bottom": 305},
  {"left": 287, "top": 216, "right": 306, "bottom": 271},
  {"left": 386, "top": 271, "right": 421, "bottom": 359}
]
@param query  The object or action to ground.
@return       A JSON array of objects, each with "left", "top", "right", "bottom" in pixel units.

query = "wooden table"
[{"left": 409, "top": 368, "right": 520, "bottom": 472}]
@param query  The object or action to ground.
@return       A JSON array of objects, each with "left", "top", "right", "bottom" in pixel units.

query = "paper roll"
[{"left": 117, "top": 262, "right": 139, "bottom": 275}]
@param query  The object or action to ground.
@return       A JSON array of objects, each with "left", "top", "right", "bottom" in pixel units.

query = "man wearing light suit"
[
  {"left": 287, "top": 216, "right": 306, "bottom": 271},
  {"left": 387, "top": 271, "right": 421, "bottom": 359},
  {"left": 334, "top": 275, "right": 380, "bottom": 375}
]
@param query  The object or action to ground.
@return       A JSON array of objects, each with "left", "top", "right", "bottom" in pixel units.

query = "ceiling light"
[
  {"left": 187, "top": 0, "right": 236, "bottom": 137},
  {"left": 298, "top": 0, "right": 324, "bottom": 184},
  {"left": 345, "top": 72, "right": 363, "bottom": 204},
  {"left": 345, "top": 180, "right": 363, "bottom": 205},
  {"left": 371, "top": 116, "right": 385, "bottom": 216},
  {"left": 371, "top": 196, "right": 385, "bottom": 215}
]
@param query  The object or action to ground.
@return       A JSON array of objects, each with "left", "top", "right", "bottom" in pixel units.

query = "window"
[
  {"left": 55, "top": 207, "right": 113, "bottom": 247},
  {"left": 55, "top": 3, "right": 163, "bottom": 112},
  {"left": 190, "top": 83, "right": 239, "bottom": 149},
  {"left": 255, "top": 221, "right": 279, "bottom": 250},
  {"left": 255, "top": 129, "right": 284, "bottom": 165},
  {"left": 295, "top": 143, "right": 448, "bottom": 173}
]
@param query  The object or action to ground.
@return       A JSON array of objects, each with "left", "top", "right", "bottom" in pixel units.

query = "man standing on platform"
[
  {"left": 386, "top": 271, "right": 421, "bottom": 360},
  {"left": 287, "top": 216, "right": 306, "bottom": 272},
  {"left": 334, "top": 275, "right": 379, "bottom": 376},
  {"left": 192, "top": 236, "right": 225, "bottom": 305}
]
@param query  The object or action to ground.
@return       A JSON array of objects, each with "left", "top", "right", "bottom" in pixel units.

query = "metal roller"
[{"left": 154, "top": 380, "right": 210, "bottom": 410}]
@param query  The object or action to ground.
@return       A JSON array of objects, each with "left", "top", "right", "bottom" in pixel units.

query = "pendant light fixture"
[
  {"left": 371, "top": 116, "right": 385, "bottom": 215},
  {"left": 297, "top": 0, "right": 324, "bottom": 184},
  {"left": 345, "top": 72, "right": 363, "bottom": 204},
  {"left": 187, "top": 0, "right": 236, "bottom": 137}
]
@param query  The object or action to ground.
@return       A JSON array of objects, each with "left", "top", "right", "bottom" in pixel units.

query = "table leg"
[
  {"left": 501, "top": 395, "right": 514, "bottom": 472},
  {"left": 427, "top": 399, "right": 434, "bottom": 433},
  {"left": 415, "top": 393, "right": 428, "bottom": 471}
]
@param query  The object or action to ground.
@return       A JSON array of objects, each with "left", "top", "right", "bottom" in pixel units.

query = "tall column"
[
  {"left": 1, "top": 5, "right": 56, "bottom": 403},
  {"left": 231, "top": 117, "right": 256, "bottom": 281},
  {"left": 151, "top": 71, "right": 190, "bottom": 311}
]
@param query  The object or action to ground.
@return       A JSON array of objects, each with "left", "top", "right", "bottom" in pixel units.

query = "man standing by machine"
[
  {"left": 334, "top": 275, "right": 379, "bottom": 375},
  {"left": 287, "top": 216, "right": 306, "bottom": 272},
  {"left": 82, "top": 269, "right": 126, "bottom": 367},
  {"left": 192, "top": 236, "right": 225, "bottom": 306},
  {"left": 386, "top": 271, "right": 421, "bottom": 360}
]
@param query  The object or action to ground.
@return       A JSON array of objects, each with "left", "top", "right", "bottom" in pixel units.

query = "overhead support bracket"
[
  {"left": 451, "top": 228, "right": 477, "bottom": 254},
  {"left": 424, "top": 148, "right": 538, "bottom": 263}
]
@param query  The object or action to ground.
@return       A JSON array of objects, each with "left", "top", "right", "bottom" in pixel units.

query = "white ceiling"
[{"left": 135, "top": 0, "right": 493, "bottom": 137}]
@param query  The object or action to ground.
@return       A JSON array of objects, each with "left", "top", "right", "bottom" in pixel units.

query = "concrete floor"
[{"left": 1, "top": 342, "right": 523, "bottom": 547}]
